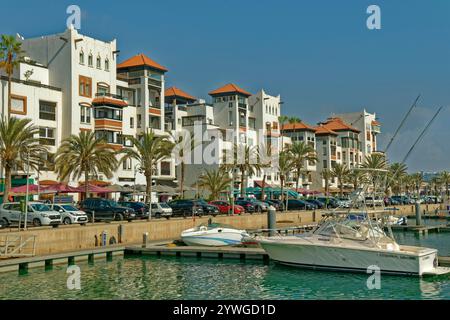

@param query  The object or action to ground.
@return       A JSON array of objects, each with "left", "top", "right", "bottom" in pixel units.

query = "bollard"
[
  {"left": 268, "top": 206, "right": 276, "bottom": 237},
  {"left": 118, "top": 225, "right": 124, "bottom": 244},
  {"left": 312, "top": 210, "right": 316, "bottom": 223},
  {"left": 142, "top": 232, "right": 149, "bottom": 248},
  {"left": 415, "top": 202, "right": 422, "bottom": 226}
]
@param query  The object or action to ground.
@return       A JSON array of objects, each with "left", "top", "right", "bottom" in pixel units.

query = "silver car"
[
  {"left": 0, "top": 202, "right": 61, "bottom": 228},
  {"left": 51, "top": 204, "right": 89, "bottom": 225}
]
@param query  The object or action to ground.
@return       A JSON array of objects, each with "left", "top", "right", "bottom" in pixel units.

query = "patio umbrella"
[
  {"left": 43, "top": 183, "right": 80, "bottom": 193},
  {"left": 107, "top": 184, "right": 134, "bottom": 193},
  {"left": 76, "top": 184, "right": 113, "bottom": 193}
]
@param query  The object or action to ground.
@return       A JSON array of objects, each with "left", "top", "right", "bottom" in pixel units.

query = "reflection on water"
[
  {"left": 0, "top": 255, "right": 449, "bottom": 300},
  {"left": 393, "top": 229, "right": 450, "bottom": 256}
]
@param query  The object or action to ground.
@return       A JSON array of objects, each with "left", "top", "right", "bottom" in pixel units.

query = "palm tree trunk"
[
  {"left": 146, "top": 173, "right": 153, "bottom": 221},
  {"left": 7, "top": 74, "right": 12, "bottom": 118},
  {"left": 240, "top": 168, "right": 245, "bottom": 197},
  {"left": 84, "top": 170, "right": 89, "bottom": 201},
  {"left": 180, "top": 162, "right": 185, "bottom": 199},
  {"left": 3, "top": 165, "right": 12, "bottom": 203},
  {"left": 261, "top": 174, "right": 266, "bottom": 200},
  {"left": 296, "top": 170, "right": 300, "bottom": 194},
  {"left": 280, "top": 176, "right": 284, "bottom": 201},
  {"left": 339, "top": 178, "right": 343, "bottom": 198}
]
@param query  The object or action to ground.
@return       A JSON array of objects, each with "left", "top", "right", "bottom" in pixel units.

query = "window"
[
  {"left": 80, "top": 104, "right": 91, "bottom": 123},
  {"left": 160, "top": 162, "right": 171, "bottom": 176},
  {"left": 39, "top": 101, "right": 56, "bottom": 121},
  {"left": 323, "top": 147, "right": 327, "bottom": 156},
  {"left": 228, "top": 111, "right": 233, "bottom": 126},
  {"left": 130, "top": 117, "right": 134, "bottom": 128},
  {"left": 96, "top": 56, "right": 101, "bottom": 69},
  {"left": 97, "top": 83, "right": 110, "bottom": 95},
  {"left": 248, "top": 117, "right": 256, "bottom": 129},
  {"left": 229, "top": 102, "right": 233, "bottom": 108},
  {"left": 137, "top": 114, "right": 142, "bottom": 128},
  {"left": 95, "top": 107, "right": 122, "bottom": 121},
  {"left": 88, "top": 54, "right": 93, "bottom": 67},
  {"left": 104, "top": 58, "right": 109, "bottom": 71},
  {"left": 323, "top": 160, "right": 327, "bottom": 169},
  {"left": 79, "top": 51, "right": 85, "bottom": 65},
  {"left": 149, "top": 116, "right": 161, "bottom": 129},
  {"left": 122, "top": 158, "right": 132, "bottom": 170},
  {"left": 9, "top": 95, "right": 27, "bottom": 115},
  {"left": 79, "top": 76, "right": 92, "bottom": 98},
  {"left": 39, "top": 127, "right": 56, "bottom": 146}
]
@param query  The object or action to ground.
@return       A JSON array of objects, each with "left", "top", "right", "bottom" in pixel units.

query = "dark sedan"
[
  {"left": 118, "top": 201, "right": 149, "bottom": 219},
  {"left": 285, "top": 199, "right": 315, "bottom": 211},
  {"left": 234, "top": 200, "right": 256, "bottom": 213}
]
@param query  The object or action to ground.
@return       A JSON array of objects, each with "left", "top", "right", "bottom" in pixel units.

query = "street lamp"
[
  {"left": 24, "top": 149, "right": 30, "bottom": 230},
  {"left": 133, "top": 163, "right": 140, "bottom": 201}
]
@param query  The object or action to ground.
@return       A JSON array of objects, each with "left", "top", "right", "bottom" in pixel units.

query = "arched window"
[
  {"left": 96, "top": 56, "right": 101, "bottom": 69},
  {"left": 104, "top": 58, "right": 109, "bottom": 71},
  {"left": 88, "top": 53, "right": 93, "bottom": 67},
  {"left": 79, "top": 51, "right": 84, "bottom": 65}
]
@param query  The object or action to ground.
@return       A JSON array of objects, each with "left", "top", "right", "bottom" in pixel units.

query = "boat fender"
[{"left": 218, "top": 229, "right": 222, "bottom": 233}]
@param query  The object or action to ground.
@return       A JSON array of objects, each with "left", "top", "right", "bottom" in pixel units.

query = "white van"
[{"left": 0, "top": 202, "right": 61, "bottom": 228}]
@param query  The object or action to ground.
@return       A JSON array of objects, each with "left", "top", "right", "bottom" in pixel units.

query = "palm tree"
[
  {"left": 347, "top": 169, "right": 365, "bottom": 192},
  {"left": 388, "top": 162, "right": 408, "bottom": 196},
  {"left": 258, "top": 141, "right": 274, "bottom": 201},
  {"left": 331, "top": 163, "right": 350, "bottom": 198},
  {"left": 230, "top": 143, "right": 261, "bottom": 197},
  {"left": 361, "top": 153, "right": 388, "bottom": 207},
  {"left": 171, "top": 131, "right": 198, "bottom": 199},
  {"left": 0, "top": 117, "right": 48, "bottom": 202},
  {"left": 277, "top": 150, "right": 293, "bottom": 201},
  {"left": 120, "top": 131, "right": 173, "bottom": 207},
  {"left": 431, "top": 175, "right": 443, "bottom": 197},
  {"left": 439, "top": 171, "right": 450, "bottom": 199},
  {"left": 198, "top": 168, "right": 231, "bottom": 200},
  {"left": 55, "top": 131, "right": 117, "bottom": 199},
  {"left": 410, "top": 172, "right": 423, "bottom": 198},
  {"left": 0, "top": 35, "right": 24, "bottom": 116},
  {"left": 321, "top": 169, "right": 333, "bottom": 196},
  {"left": 288, "top": 141, "right": 317, "bottom": 192}
]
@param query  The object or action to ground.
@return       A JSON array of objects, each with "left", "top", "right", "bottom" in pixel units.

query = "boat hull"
[
  {"left": 181, "top": 229, "right": 247, "bottom": 247},
  {"left": 259, "top": 237, "right": 438, "bottom": 276}
]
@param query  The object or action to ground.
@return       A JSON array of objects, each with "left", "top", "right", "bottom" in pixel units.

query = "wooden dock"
[
  {"left": 390, "top": 224, "right": 449, "bottom": 235},
  {"left": 126, "top": 245, "right": 270, "bottom": 262}
]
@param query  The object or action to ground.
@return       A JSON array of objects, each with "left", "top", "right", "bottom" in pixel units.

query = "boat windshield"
[
  {"left": 314, "top": 213, "right": 390, "bottom": 243},
  {"left": 194, "top": 223, "right": 235, "bottom": 231}
]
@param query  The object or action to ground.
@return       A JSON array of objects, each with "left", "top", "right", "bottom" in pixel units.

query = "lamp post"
[{"left": 24, "top": 149, "right": 30, "bottom": 230}]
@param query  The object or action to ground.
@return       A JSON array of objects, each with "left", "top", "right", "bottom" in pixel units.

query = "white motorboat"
[
  {"left": 181, "top": 223, "right": 250, "bottom": 247},
  {"left": 258, "top": 212, "right": 450, "bottom": 276}
]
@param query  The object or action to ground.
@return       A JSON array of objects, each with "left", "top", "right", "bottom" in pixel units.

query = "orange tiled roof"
[
  {"left": 372, "top": 120, "right": 381, "bottom": 126},
  {"left": 208, "top": 83, "right": 252, "bottom": 97},
  {"left": 92, "top": 97, "right": 128, "bottom": 108},
  {"left": 314, "top": 125, "right": 338, "bottom": 136},
  {"left": 318, "top": 117, "right": 360, "bottom": 133},
  {"left": 117, "top": 53, "right": 168, "bottom": 72},
  {"left": 165, "top": 87, "right": 196, "bottom": 101},
  {"left": 282, "top": 121, "right": 316, "bottom": 132}
]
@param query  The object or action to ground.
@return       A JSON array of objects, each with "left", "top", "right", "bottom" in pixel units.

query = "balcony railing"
[{"left": 95, "top": 92, "right": 125, "bottom": 100}]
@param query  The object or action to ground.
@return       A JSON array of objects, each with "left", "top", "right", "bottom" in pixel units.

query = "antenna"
[{"left": 384, "top": 94, "right": 421, "bottom": 154}]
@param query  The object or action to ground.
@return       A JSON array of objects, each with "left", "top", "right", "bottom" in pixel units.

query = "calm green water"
[{"left": 0, "top": 231, "right": 449, "bottom": 300}]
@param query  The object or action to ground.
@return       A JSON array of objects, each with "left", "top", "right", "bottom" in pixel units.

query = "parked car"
[
  {"left": 302, "top": 199, "right": 320, "bottom": 210},
  {"left": 209, "top": 201, "right": 245, "bottom": 215},
  {"left": 263, "top": 200, "right": 285, "bottom": 212},
  {"left": 80, "top": 198, "right": 136, "bottom": 222},
  {"left": 150, "top": 202, "right": 173, "bottom": 219},
  {"left": 251, "top": 200, "right": 269, "bottom": 213},
  {"left": 268, "top": 199, "right": 285, "bottom": 211},
  {"left": 118, "top": 201, "right": 149, "bottom": 219},
  {"left": 303, "top": 199, "right": 325, "bottom": 209},
  {"left": 315, "top": 197, "right": 339, "bottom": 208},
  {"left": 391, "top": 196, "right": 414, "bottom": 205},
  {"left": 194, "top": 199, "right": 220, "bottom": 216},
  {"left": 365, "top": 197, "right": 384, "bottom": 206},
  {"left": 167, "top": 200, "right": 204, "bottom": 218},
  {"left": 51, "top": 204, "right": 88, "bottom": 225},
  {"left": 0, "top": 202, "right": 61, "bottom": 228},
  {"left": 234, "top": 200, "right": 256, "bottom": 213},
  {"left": 336, "top": 198, "right": 351, "bottom": 208},
  {"left": 285, "top": 199, "right": 315, "bottom": 211}
]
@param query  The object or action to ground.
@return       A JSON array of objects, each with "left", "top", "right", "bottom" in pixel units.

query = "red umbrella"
[
  {"left": 77, "top": 184, "right": 113, "bottom": 193},
  {"left": 43, "top": 183, "right": 80, "bottom": 193},
  {"left": 10, "top": 184, "right": 40, "bottom": 193}
]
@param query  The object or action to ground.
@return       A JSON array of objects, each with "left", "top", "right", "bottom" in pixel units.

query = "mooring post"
[
  {"left": 415, "top": 202, "right": 422, "bottom": 226},
  {"left": 118, "top": 225, "right": 124, "bottom": 244},
  {"left": 142, "top": 232, "right": 149, "bottom": 248},
  {"left": 268, "top": 206, "right": 276, "bottom": 237}
]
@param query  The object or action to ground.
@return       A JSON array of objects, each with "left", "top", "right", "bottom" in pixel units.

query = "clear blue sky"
[{"left": 1, "top": 0, "right": 449, "bottom": 172}]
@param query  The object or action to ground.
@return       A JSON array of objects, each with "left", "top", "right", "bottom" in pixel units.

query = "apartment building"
[
  {"left": 333, "top": 110, "right": 381, "bottom": 159},
  {"left": 313, "top": 125, "right": 341, "bottom": 189},
  {"left": 0, "top": 60, "right": 63, "bottom": 185},
  {"left": 281, "top": 121, "right": 317, "bottom": 190},
  {"left": 3, "top": 26, "right": 175, "bottom": 199}
]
